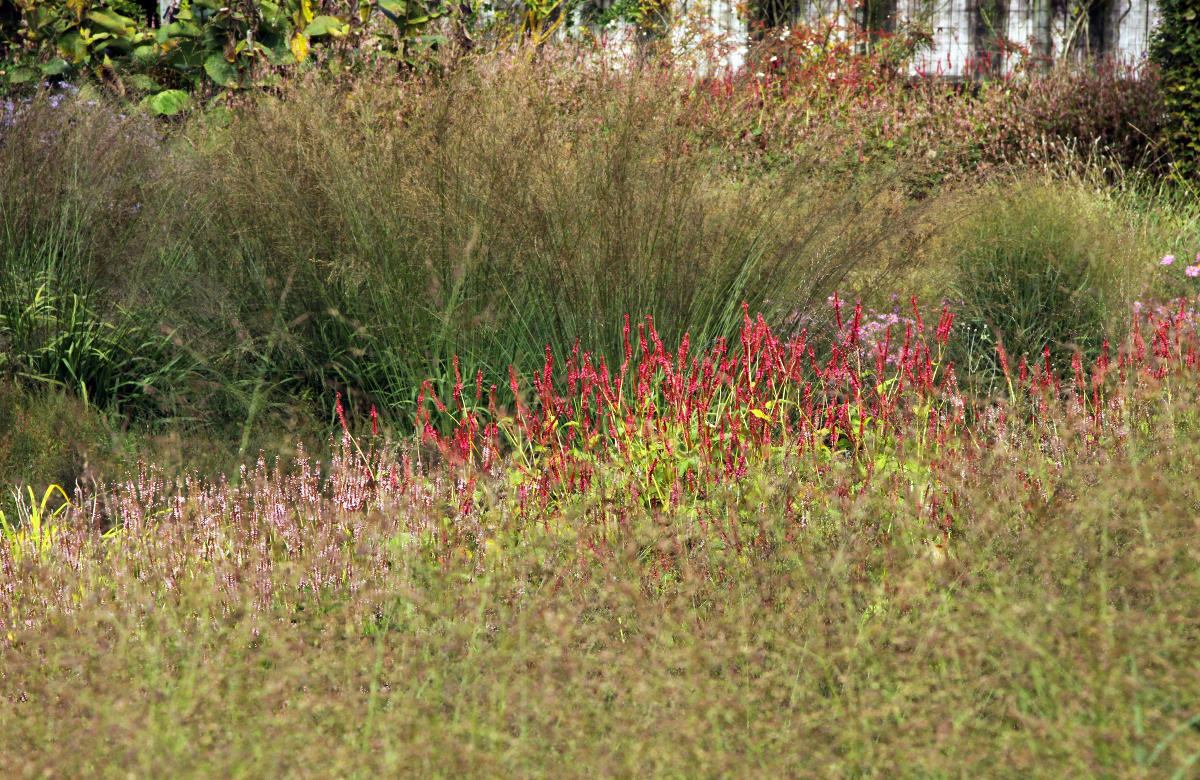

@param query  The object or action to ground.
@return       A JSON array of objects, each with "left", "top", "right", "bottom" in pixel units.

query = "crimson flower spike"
[
  {"left": 622, "top": 314, "right": 632, "bottom": 366},
  {"left": 335, "top": 391, "right": 348, "bottom": 433},
  {"left": 935, "top": 305, "right": 953, "bottom": 345},
  {"left": 910, "top": 296, "right": 924, "bottom": 333},
  {"left": 452, "top": 355, "right": 465, "bottom": 411},
  {"left": 875, "top": 324, "right": 890, "bottom": 377},
  {"left": 414, "top": 383, "right": 426, "bottom": 429}
]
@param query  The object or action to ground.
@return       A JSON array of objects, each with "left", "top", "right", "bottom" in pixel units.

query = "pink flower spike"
[
  {"left": 1161, "top": 254, "right": 1175, "bottom": 265},
  {"left": 1187, "top": 265, "right": 1200, "bottom": 278}
]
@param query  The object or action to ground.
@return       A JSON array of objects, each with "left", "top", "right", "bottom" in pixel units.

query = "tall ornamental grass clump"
[
  {"left": 944, "top": 180, "right": 1143, "bottom": 386},
  {"left": 0, "top": 93, "right": 195, "bottom": 418},
  {"left": 176, "top": 52, "right": 926, "bottom": 426}
]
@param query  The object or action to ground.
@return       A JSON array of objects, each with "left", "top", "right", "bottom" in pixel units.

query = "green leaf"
[
  {"left": 203, "top": 53, "right": 240, "bottom": 87},
  {"left": 144, "top": 89, "right": 192, "bottom": 115},
  {"left": 158, "top": 20, "right": 201, "bottom": 40},
  {"left": 377, "top": 0, "right": 407, "bottom": 23},
  {"left": 6, "top": 66, "right": 40, "bottom": 83},
  {"left": 304, "top": 15, "right": 349, "bottom": 38},
  {"left": 40, "top": 58, "right": 72, "bottom": 76},
  {"left": 131, "top": 43, "right": 157, "bottom": 63},
  {"left": 85, "top": 9, "right": 138, "bottom": 35}
]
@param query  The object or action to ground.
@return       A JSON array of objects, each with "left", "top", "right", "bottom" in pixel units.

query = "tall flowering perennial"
[{"left": 410, "top": 298, "right": 966, "bottom": 522}]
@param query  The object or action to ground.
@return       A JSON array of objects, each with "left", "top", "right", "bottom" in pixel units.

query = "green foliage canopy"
[
  {"left": 1149, "top": 0, "right": 1200, "bottom": 178},
  {"left": 0, "top": 0, "right": 454, "bottom": 107}
]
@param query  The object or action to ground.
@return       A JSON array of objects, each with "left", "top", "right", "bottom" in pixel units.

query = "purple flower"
[
  {"left": 1162, "top": 254, "right": 1175, "bottom": 265},
  {"left": 1187, "top": 266, "right": 1200, "bottom": 278}
]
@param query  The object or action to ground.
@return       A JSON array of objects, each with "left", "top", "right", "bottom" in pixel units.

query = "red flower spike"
[
  {"left": 935, "top": 306, "right": 954, "bottom": 345},
  {"left": 335, "top": 392, "right": 348, "bottom": 433}
]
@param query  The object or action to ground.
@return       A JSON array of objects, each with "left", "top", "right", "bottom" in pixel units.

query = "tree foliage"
[{"left": 1149, "top": 0, "right": 1200, "bottom": 178}]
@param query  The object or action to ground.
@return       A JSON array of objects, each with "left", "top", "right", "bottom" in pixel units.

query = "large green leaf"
[
  {"left": 203, "top": 53, "right": 240, "bottom": 87},
  {"left": 144, "top": 89, "right": 192, "bottom": 115},
  {"left": 85, "top": 9, "right": 138, "bottom": 36},
  {"left": 377, "top": 0, "right": 408, "bottom": 23},
  {"left": 6, "top": 66, "right": 41, "bottom": 83},
  {"left": 39, "top": 58, "right": 72, "bottom": 75},
  {"left": 131, "top": 43, "right": 158, "bottom": 63},
  {"left": 304, "top": 15, "right": 349, "bottom": 38}
]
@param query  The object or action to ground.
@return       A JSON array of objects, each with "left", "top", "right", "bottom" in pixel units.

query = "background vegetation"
[{"left": 1150, "top": 0, "right": 1200, "bottom": 177}]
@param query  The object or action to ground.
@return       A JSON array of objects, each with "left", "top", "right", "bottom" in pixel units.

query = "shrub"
[
  {"left": 0, "top": 0, "right": 460, "bottom": 106},
  {"left": 732, "top": 24, "right": 1165, "bottom": 182},
  {"left": 1149, "top": 0, "right": 1200, "bottom": 178}
]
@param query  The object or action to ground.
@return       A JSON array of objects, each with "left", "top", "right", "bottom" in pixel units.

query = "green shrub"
[
  {"left": 1150, "top": 0, "right": 1200, "bottom": 179},
  {"left": 945, "top": 180, "right": 1141, "bottom": 387}
]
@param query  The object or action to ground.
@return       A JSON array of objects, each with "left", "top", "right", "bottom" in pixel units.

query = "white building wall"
[{"left": 660, "top": 0, "right": 1159, "bottom": 77}]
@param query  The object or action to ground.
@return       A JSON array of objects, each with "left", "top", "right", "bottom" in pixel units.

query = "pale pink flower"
[
  {"left": 1187, "top": 266, "right": 1200, "bottom": 278},
  {"left": 1161, "top": 254, "right": 1175, "bottom": 265}
]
